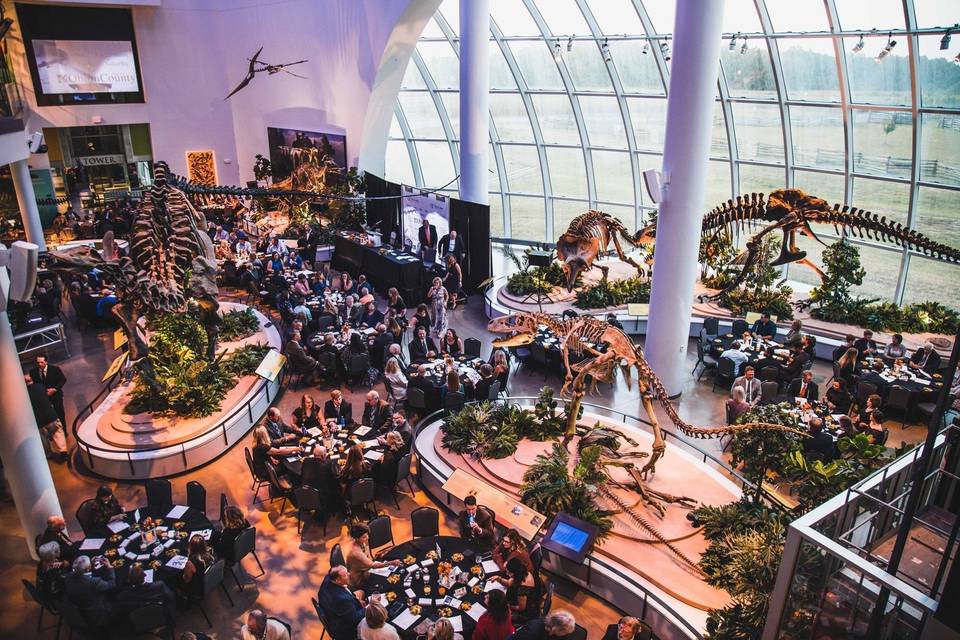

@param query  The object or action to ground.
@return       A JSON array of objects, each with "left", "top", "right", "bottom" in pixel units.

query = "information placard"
[
  {"left": 255, "top": 349, "right": 285, "bottom": 382},
  {"left": 102, "top": 351, "right": 128, "bottom": 382}
]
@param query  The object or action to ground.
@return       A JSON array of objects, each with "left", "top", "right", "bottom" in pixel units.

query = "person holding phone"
[{"left": 458, "top": 495, "right": 495, "bottom": 549}]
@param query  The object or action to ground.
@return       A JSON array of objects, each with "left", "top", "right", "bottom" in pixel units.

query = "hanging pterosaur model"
[{"left": 224, "top": 47, "right": 309, "bottom": 100}]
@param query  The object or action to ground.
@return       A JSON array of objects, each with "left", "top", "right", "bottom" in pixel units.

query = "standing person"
[
  {"left": 30, "top": 354, "right": 67, "bottom": 427},
  {"left": 418, "top": 217, "right": 438, "bottom": 262},
  {"left": 428, "top": 277, "right": 449, "bottom": 339},
  {"left": 474, "top": 589, "right": 515, "bottom": 640},
  {"left": 438, "top": 228, "right": 465, "bottom": 263},
  {"left": 443, "top": 254, "right": 463, "bottom": 307},
  {"left": 24, "top": 373, "right": 68, "bottom": 460}
]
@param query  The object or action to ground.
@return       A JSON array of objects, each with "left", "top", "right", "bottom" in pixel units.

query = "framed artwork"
[
  {"left": 186, "top": 150, "right": 216, "bottom": 186},
  {"left": 266, "top": 127, "right": 346, "bottom": 182}
]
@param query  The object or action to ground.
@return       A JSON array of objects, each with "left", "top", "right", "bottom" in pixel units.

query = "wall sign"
[{"left": 78, "top": 154, "right": 125, "bottom": 167}]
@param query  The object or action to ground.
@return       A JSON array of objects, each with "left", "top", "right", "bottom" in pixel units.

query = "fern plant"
[{"left": 219, "top": 308, "right": 260, "bottom": 342}]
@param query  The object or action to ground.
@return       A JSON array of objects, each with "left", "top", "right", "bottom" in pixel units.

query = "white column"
[
  {"left": 458, "top": 0, "right": 489, "bottom": 205},
  {"left": 0, "top": 258, "right": 62, "bottom": 560},
  {"left": 645, "top": 0, "right": 725, "bottom": 396},
  {"left": 11, "top": 160, "right": 46, "bottom": 252}
]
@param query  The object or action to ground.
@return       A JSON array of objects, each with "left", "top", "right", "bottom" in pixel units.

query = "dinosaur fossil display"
[
  {"left": 635, "top": 188, "right": 960, "bottom": 300},
  {"left": 556, "top": 210, "right": 647, "bottom": 292},
  {"left": 48, "top": 162, "right": 221, "bottom": 391}
]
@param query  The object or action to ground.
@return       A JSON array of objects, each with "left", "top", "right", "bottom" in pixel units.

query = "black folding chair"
[
  {"left": 145, "top": 478, "right": 173, "bottom": 510},
  {"left": 22, "top": 579, "right": 59, "bottom": 633},
  {"left": 464, "top": 337, "right": 482, "bottom": 358},
  {"left": 126, "top": 602, "right": 174, "bottom": 638},
  {"left": 190, "top": 559, "right": 235, "bottom": 627},
  {"left": 76, "top": 499, "right": 97, "bottom": 536},
  {"left": 294, "top": 486, "right": 327, "bottom": 538},
  {"left": 348, "top": 353, "right": 371, "bottom": 389},
  {"left": 731, "top": 319, "right": 749, "bottom": 336},
  {"left": 312, "top": 597, "right": 330, "bottom": 640},
  {"left": 568, "top": 624, "right": 588, "bottom": 640},
  {"left": 187, "top": 480, "right": 207, "bottom": 516},
  {"left": 265, "top": 464, "right": 295, "bottom": 515},
  {"left": 541, "top": 580, "right": 555, "bottom": 615},
  {"left": 411, "top": 506, "right": 439, "bottom": 538},
  {"left": 231, "top": 526, "right": 266, "bottom": 591},
  {"left": 407, "top": 386, "right": 427, "bottom": 413},
  {"left": 693, "top": 339, "right": 718, "bottom": 380},
  {"left": 330, "top": 543, "right": 345, "bottom": 567},
  {"left": 244, "top": 447, "right": 270, "bottom": 504},
  {"left": 760, "top": 381, "right": 779, "bottom": 405},
  {"left": 391, "top": 453, "right": 415, "bottom": 508},
  {"left": 759, "top": 366, "right": 780, "bottom": 383},
  {"left": 368, "top": 515, "right": 395, "bottom": 553},
  {"left": 443, "top": 390, "right": 466, "bottom": 413},
  {"left": 886, "top": 386, "right": 912, "bottom": 429},
  {"left": 348, "top": 478, "right": 378, "bottom": 519},
  {"left": 712, "top": 358, "right": 737, "bottom": 392},
  {"left": 702, "top": 316, "right": 720, "bottom": 337}
]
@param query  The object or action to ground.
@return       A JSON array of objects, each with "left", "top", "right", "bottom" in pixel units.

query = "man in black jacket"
[
  {"left": 786, "top": 371, "right": 819, "bottom": 401},
  {"left": 910, "top": 342, "right": 942, "bottom": 374},
  {"left": 64, "top": 555, "right": 115, "bottom": 626},
  {"left": 361, "top": 391, "right": 391, "bottom": 431},
  {"left": 458, "top": 495, "right": 495, "bottom": 549},
  {"left": 324, "top": 390, "right": 353, "bottom": 427},
  {"left": 781, "top": 345, "right": 810, "bottom": 380},
  {"left": 29, "top": 354, "right": 67, "bottom": 427},
  {"left": 39, "top": 515, "right": 76, "bottom": 561},
  {"left": 408, "top": 325, "right": 438, "bottom": 362},
  {"left": 858, "top": 360, "right": 890, "bottom": 397},
  {"left": 300, "top": 445, "right": 340, "bottom": 513},
  {"left": 114, "top": 563, "right": 176, "bottom": 623},
  {"left": 317, "top": 566, "right": 365, "bottom": 640},
  {"left": 802, "top": 419, "right": 837, "bottom": 461},
  {"left": 418, "top": 217, "right": 438, "bottom": 263},
  {"left": 438, "top": 228, "right": 465, "bottom": 263},
  {"left": 25, "top": 373, "right": 68, "bottom": 460}
]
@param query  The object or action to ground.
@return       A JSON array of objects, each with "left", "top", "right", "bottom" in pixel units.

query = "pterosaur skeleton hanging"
[{"left": 224, "top": 46, "right": 309, "bottom": 100}]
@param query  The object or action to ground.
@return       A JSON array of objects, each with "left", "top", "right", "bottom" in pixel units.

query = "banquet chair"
[
  {"left": 411, "top": 506, "right": 440, "bottom": 538},
  {"left": 22, "top": 578, "right": 59, "bottom": 633},
  {"left": 312, "top": 597, "right": 330, "bottom": 640},
  {"left": 317, "top": 314, "right": 338, "bottom": 332},
  {"left": 348, "top": 478, "right": 378, "bottom": 520},
  {"left": 693, "top": 339, "right": 718, "bottom": 380},
  {"left": 317, "top": 351, "right": 339, "bottom": 386},
  {"left": 541, "top": 580, "right": 555, "bottom": 615},
  {"left": 390, "top": 453, "right": 415, "bottom": 508},
  {"left": 886, "top": 386, "right": 913, "bottom": 429},
  {"left": 760, "top": 381, "right": 780, "bottom": 405},
  {"left": 731, "top": 319, "right": 749, "bottom": 336},
  {"left": 856, "top": 381, "right": 878, "bottom": 408},
  {"left": 702, "top": 316, "right": 720, "bottom": 338},
  {"left": 916, "top": 401, "right": 941, "bottom": 428},
  {"left": 244, "top": 447, "right": 270, "bottom": 504},
  {"left": 464, "top": 338, "right": 482, "bottom": 359},
  {"left": 187, "top": 480, "right": 207, "bottom": 517},
  {"left": 191, "top": 559, "right": 234, "bottom": 628},
  {"left": 294, "top": 486, "right": 327, "bottom": 539},
  {"left": 529, "top": 543, "right": 543, "bottom": 575},
  {"left": 146, "top": 478, "right": 173, "bottom": 510},
  {"left": 712, "top": 358, "right": 737, "bottom": 392},
  {"left": 443, "top": 391, "right": 466, "bottom": 414},
  {"left": 530, "top": 341, "right": 549, "bottom": 372},
  {"left": 75, "top": 499, "right": 98, "bottom": 536},
  {"left": 126, "top": 602, "right": 174, "bottom": 638},
  {"left": 368, "top": 515, "right": 395, "bottom": 553},
  {"left": 230, "top": 527, "right": 266, "bottom": 591},
  {"left": 568, "top": 624, "right": 589, "bottom": 640},
  {"left": 828, "top": 361, "right": 842, "bottom": 386},
  {"left": 265, "top": 464, "right": 295, "bottom": 515},
  {"left": 57, "top": 598, "right": 93, "bottom": 638},
  {"left": 348, "top": 353, "right": 371, "bottom": 389},
  {"left": 407, "top": 386, "right": 428, "bottom": 414},
  {"left": 759, "top": 366, "right": 780, "bottom": 383},
  {"left": 269, "top": 617, "right": 293, "bottom": 638},
  {"left": 330, "top": 543, "right": 346, "bottom": 568},
  {"left": 487, "top": 381, "right": 502, "bottom": 401}
]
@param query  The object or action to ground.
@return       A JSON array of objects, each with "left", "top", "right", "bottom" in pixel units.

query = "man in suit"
[
  {"left": 910, "top": 342, "right": 942, "bottom": 374},
  {"left": 301, "top": 445, "right": 340, "bottom": 513},
  {"left": 317, "top": 566, "right": 365, "bottom": 640},
  {"left": 385, "top": 343, "right": 407, "bottom": 373},
  {"left": 858, "top": 359, "right": 890, "bottom": 397},
  {"left": 825, "top": 379, "right": 853, "bottom": 415},
  {"left": 754, "top": 347, "right": 780, "bottom": 376},
  {"left": 114, "top": 563, "right": 177, "bottom": 623},
  {"left": 339, "top": 295, "right": 362, "bottom": 327},
  {"left": 408, "top": 364, "right": 439, "bottom": 410},
  {"left": 284, "top": 331, "right": 319, "bottom": 380},
  {"left": 64, "top": 555, "right": 116, "bottom": 625},
  {"left": 409, "top": 325, "right": 438, "bottom": 362},
  {"left": 751, "top": 313, "right": 777, "bottom": 340},
  {"left": 361, "top": 391, "right": 391, "bottom": 431},
  {"left": 787, "top": 371, "right": 819, "bottom": 401},
  {"left": 731, "top": 366, "right": 762, "bottom": 406},
  {"left": 39, "top": 515, "right": 76, "bottom": 562},
  {"left": 323, "top": 390, "right": 353, "bottom": 427},
  {"left": 458, "top": 494, "right": 495, "bottom": 549},
  {"left": 317, "top": 333, "right": 340, "bottom": 357},
  {"left": 25, "top": 372, "right": 68, "bottom": 460},
  {"left": 802, "top": 419, "right": 837, "bottom": 461},
  {"left": 30, "top": 354, "right": 67, "bottom": 427},
  {"left": 781, "top": 344, "right": 810, "bottom": 380},
  {"left": 438, "top": 228, "right": 465, "bottom": 263},
  {"left": 370, "top": 324, "right": 393, "bottom": 370},
  {"left": 854, "top": 330, "right": 879, "bottom": 357},
  {"left": 386, "top": 409, "right": 414, "bottom": 451},
  {"left": 263, "top": 407, "right": 301, "bottom": 446},
  {"left": 418, "top": 217, "right": 438, "bottom": 263}
]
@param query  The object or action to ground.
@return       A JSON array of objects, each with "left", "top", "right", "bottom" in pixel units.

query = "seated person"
[
  {"left": 606, "top": 313, "right": 624, "bottom": 331},
  {"left": 858, "top": 360, "right": 890, "bottom": 397},
  {"left": 802, "top": 419, "right": 836, "bottom": 460},
  {"left": 832, "top": 335, "right": 857, "bottom": 363},
  {"left": 268, "top": 252, "right": 284, "bottom": 274},
  {"left": 215, "top": 506, "right": 251, "bottom": 565},
  {"left": 180, "top": 535, "right": 216, "bottom": 599},
  {"left": 384, "top": 358, "right": 409, "bottom": 402},
  {"left": 440, "top": 328, "right": 464, "bottom": 357},
  {"left": 324, "top": 390, "right": 353, "bottom": 427},
  {"left": 262, "top": 407, "right": 303, "bottom": 445},
  {"left": 90, "top": 485, "right": 124, "bottom": 528},
  {"left": 751, "top": 313, "right": 777, "bottom": 339},
  {"left": 836, "top": 347, "right": 859, "bottom": 387},
  {"left": 459, "top": 495, "right": 495, "bottom": 548},
  {"left": 409, "top": 325, "right": 439, "bottom": 362},
  {"left": 725, "top": 386, "right": 751, "bottom": 424},
  {"left": 492, "top": 529, "right": 533, "bottom": 572},
  {"left": 385, "top": 343, "right": 407, "bottom": 373},
  {"left": 860, "top": 410, "right": 886, "bottom": 444},
  {"left": 787, "top": 371, "right": 819, "bottom": 401},
  {"left": 784, "top": 320, "right": 803, "bottom": 346},
  {"left": 241, "top": 609, "right": 290, "bottom": 640},
  {"left": 884, "top": 333, "right": 907, "bottom": 360},
  {"left": 493, "top": 557, "right": 541, "bottom": 626},
  {"left": 37, "top": 541, "right": 69, "bottom": 602},
  {"left": 385, "top": 410, "right": 414, "bottom": 451},
  {"left": 719, "top": 341, "right": 749, "bottom": 375},
  {"left": 910, "top": 342, "right": 942, "bottom": 374},
  {"left": 854, "top": 330, "right": 878, "bottom": 357},
  {"left": 292, "top": 394, "right": 322, "bottom": 431},
  {"left": 801, "top": 334, "right": 817, "bottom": 358},
  {"left": 358, "top": 301, "right": 384, "bottom": 328},
  {"left": 474, "top": 364, "right": 497, "bottom": 402},
  {"left": 285, "top": 331, "right": 319, "bottom": 381},
  {"left": 339, "top": 444, "right": 372, "bottom": 496},
  {"left": 359, "top": 602, "right": 399, "bottom": 640},
  {"left": 361, "top": 391, "right": 391, "bottom": 431},
  {"left": 317, "top": 332, "right": 340, "bottom": 357},
  {"left": 251, "top": 425, "right": 301, "bottom": 479},
  {"left": 293, "top": 273, "right": 311, "bottom": 297},
  {"left": 346, "top": 523, "right": 402, "bottom": 589},
  {"left": 511, "top": 610, "right": 578, "bottom": 640},
  {"left": 64, "top": 555, "right": 115, "bottom": 625},
  {"left": 356, "top": 274, "right": 376, "bottom": 298},
  {"left": 754, "top": 347, "right": 780, "bottom": 376},
  {"left": 602, "top": 616, "right": 653, "bottom": 640},
  {"left": 781, "top": 344, "right": 810, "bottom": 379},
  {"left": 39, "top": 515, "right": 76, "bottom": 562},
  {"left": 300, "top": 445, "right": 340, "bottom": 512},
  {"left": 340, "top": 295, "right": 362, "bottom": 326},
  {"left": 292, "top": 296, "right": 313, "bottom": 324},
  {"left": 825, "top": 379, "right": 853, "bottom": 416},
  {"left": 115, "top": 563, "right": 177, "bottom": 623},
  {"left": 411, "top": 304, "right": 432, "bottom": 333},
  {"left": 731, "top": 366, "right": 762, "bottom": 406}
]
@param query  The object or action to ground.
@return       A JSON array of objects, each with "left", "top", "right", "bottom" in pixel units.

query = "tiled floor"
[{"left": 0, "top": 292, "right": 928, "bottom": 638}]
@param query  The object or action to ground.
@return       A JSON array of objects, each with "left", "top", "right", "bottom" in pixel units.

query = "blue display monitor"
[{"left": 540, "top": 512, "right": 600, "bottom": 563}]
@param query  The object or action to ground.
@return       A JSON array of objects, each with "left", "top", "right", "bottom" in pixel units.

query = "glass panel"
[
  {"left": 794, "top": 170, "right": 845, "bottom": 205},
  {"left": 920, "top": 113, "right": 960, "bottom": 187},
  {"left": 510, "top": 41, "right": 564, "bottom": 90},
  {"left": 489, "top": 146, "right": 500, "bottom": 192},
  {"left": 580, "top": 95, "right": 628, "bottom": 148},
  {"left": 385, "top": 141, "right": 415, "bottom": 186},
  {"left": 490, "top": 93, "right": 534, "bottom": 142},
  {"left": 490, "top": 0, "right": 539, "bottom": 35},
  {"left": 852, "top": 178, "right": 910, "bottom": 229},
  {"left": 766, "top": 1, "right": 829, "bottom": 32},
  {"left": 789, "top": 234, "right": 829, "bottom": 288},
  {"left": 778, "top": 38, "right": 840, "bottom": 102},
  {"left": 415, "top": 141, "right": 456, "bottom": 188},
  {"left": 903, "top": 258, "right": 960, "bottom": 309},
  {"left": 711, "top": 102, "right": 730, "bottom": 159},
  {"left": 918, "top": 35, "right": 960, "bottom": 109},
  {"left": 790, "top": 105, "right": 844, "bottom": 170},
  {"left": 722, "top": 0, "right": 761, "bottom": 33},
  {"left": 440, "top": 93, "right": 459, "bottom": 138},
  {"left": 626, "top": 97, "right": 667, "bottom": 152},
  {"left": 401, "top": 58, "right": 427, "bottom": 89},
  {"left": 915, "top": 186, "right": 960, "bottom": 252},
  {"left": 488, "top": 193, "right": 505, "bottom": 237},
  {"left": 850, "top": 243, "right": 900, "bottom": 301},
  {"left": 845, "top": 36, "right": 910, "bottom": 106},
  {"left": 437, "top": 0, "right": 459, "bottom": 34},
  {"left": 546, "top": 147, "right": 588, "bottom": 199},
  {"left": 564, "top": 41, "right": 614, "bottom": 92},
  {"left": 500, "top": 144, "right": 544, "bottom": 194},
  {"left": 721, "top": 46, "right": 776, "bottom": 99},
  {"left": 834, "top": 0, "right": 904, "bottom": 30},
  {"left": 553, "top": 199, "right": 590, "bottom": 236},
  {"left": 510, "top": 195, "right": 547, "bottom": 241},
  {"left": 705, "top": 160, "right": 733, "bottom": 210},
  {"left": 538, "top": 0, "right": 589, "bottom": 36},
  {"left": 490, "top": 45, "right": 518, "bottom": 91},
  {"left": 399, "top": 93, "right": 445, "bottom": 138},
  {"left": 590, "top": 0, "right": 644, "bottom": 34},
  {"left": 732, "top": 102, "right": 784, "bottom": 163},
  {"left": 609, "top": 40, "right": 664, "bottom": 95},
  {"left": 913, "top": 2, "right": 959, "bottom": 29},
  {"left": 739, "top": 164, "right": 786, "bottom": 194},
  {"left": 592, "top": 150, "right": 634, "bottom": 204},
  {"left": 852, "top": 110, "right": 913, "bottom": 179},
  {"left": 389, "top": 114, "right": 402, "bottom": 139},
  {"left": 421, "top": 17, "right": 443, "bottom": 38},
  {"left": 531, "top": 94, "right": 581, "bottom": 145},
  {"left": 644, "top": 1, "right": 675, "bottom": 34},
  {"left": 417, "top": 41, "right": 459, "bottom": 89}
]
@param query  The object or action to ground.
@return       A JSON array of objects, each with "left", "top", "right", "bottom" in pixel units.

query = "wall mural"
[
  {"left": 266, "top": 126, "right": 346, "bottom": 182},
  {"left": 185, "top": 150, "right": 217, "bottom": 186}
]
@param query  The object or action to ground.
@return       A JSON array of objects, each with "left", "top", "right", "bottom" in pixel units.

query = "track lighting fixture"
[
  {"left": 852, "top": 34, "right": 865, "bottom": 53},
  {"left": 876, "top": 33, "right": 896, "bottom": 62},
  {"left": 660, "top": 41, "right": 671, "bottom": 62},
  {"left": 553, "top": 38, "right": 562, "bottom": 63},
  {"left": 729, "top": 33, "right": 739, "bottom": 51},
  {"left": 740, "top": 36, "right": 748, "bottom": 54},
  {"left": 566, "top": 36, "right": 574, "bottom": 52},
  {"left": 601, "top": 38, "right": 611, "bottom": 62},
  {"left": 942, "top": 25, "right": 956, "bottom": 50}
]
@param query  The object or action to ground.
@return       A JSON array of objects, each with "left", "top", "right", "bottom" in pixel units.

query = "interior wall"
[{"left": 10, "top": 0, "right": 420, "bottom": 186}]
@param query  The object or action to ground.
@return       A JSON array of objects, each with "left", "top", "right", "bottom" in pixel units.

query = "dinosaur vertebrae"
[
  {"left": 564, "top": 210, "right": 629, "bottom": 238},
  {"left": 705, "top": 189, "right": 960, "bottom": 264},
  {"left": 532, "top": 313, "right": 607, "bottom": 357}
]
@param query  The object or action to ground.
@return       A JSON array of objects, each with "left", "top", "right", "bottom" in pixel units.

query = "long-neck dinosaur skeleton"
[
  {"left": 635, "top": 188, "right": 960, "bottom": 300},
  {"left": 556, "top": 210, "right": 647, "bottom": 292},
  {"left": 48, "top": 162, "right": 221, "bottom": 389}
]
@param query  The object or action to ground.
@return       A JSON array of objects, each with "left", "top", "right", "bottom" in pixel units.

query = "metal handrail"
[{"left": 411, "top": 400, "right": 707, "bottom": 640}]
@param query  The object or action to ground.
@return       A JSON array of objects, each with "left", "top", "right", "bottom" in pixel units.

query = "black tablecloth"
[
  {"left": 334, "top": 235, "right": 426, "bottom": 303},
  {"left": 711, "top": 334, "right": 788, "bottom": 370},
  {"left": 283, "top": 422, "right": 386, "bottom": 478},
  {"left": 72, "top": 506, "right": 213, "bottom": 588},
  {"left": 366, "top": 536, "right": 495, "bottom": 639}
]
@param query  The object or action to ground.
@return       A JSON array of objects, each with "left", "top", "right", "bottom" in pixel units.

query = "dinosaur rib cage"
[
  {"left": 703, "top": 191, "right": 960, "bottom": 264},
  {"left": 533, "top": 313, "right": 608, "bottom": 357},
  {"left": 563, "top": 210, "right": 629, "bottom": 240}
]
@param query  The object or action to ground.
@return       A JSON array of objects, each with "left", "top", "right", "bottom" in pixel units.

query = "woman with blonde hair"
[
  {"left": 251, "top": 425, "right": 300, "bottom": 479},
  {"left": 837, "top": 347, "right": 859, "bottom": 386},
  {"left": 358, "top": 601, "right": 400, "bottom": 640},
  {"left": 181, "top": 534, "right": 216, "bottom": 598},
  {"left": 384, "top": 358, "right": 408, "bottom": 402},
  {"left": 428, "top": 276, "right": 448, "bottom": 338},
  {"left": 429, "top": 617, "right": 464, "bottom": 640},
  {"left": 493, "top": 349, "right": 509, "bottom": 393}
]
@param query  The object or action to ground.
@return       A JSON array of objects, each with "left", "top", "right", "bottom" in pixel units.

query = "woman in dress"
[
  {"left": 215, "top": 505, "right": 251, "bottom": 565},
  {"left": 181, "top": 534, "right": 216, "bottom": 598},
  {"left": 493, "top": 557, "right": 541, "bottom": 625},
  {"left": 384, "top": 359, "right": 408, "bottom": 402},
  {"left": 339, "top": 444, "right": 371, "bottom": 496},
  {"left": 836, "top": 347, "right": 859, "bottom": 386},
  {"left": 428, "top": 277, "right": 448, "bottom": 339},
  {"left": 492, "top": 349, "right": 510, "bottom": 393},
  {"left": 473, "top": 589, "right": 514, "bottom": 640},
  {"left": 346, "top": 523, "right": 401, "bottom": 589},
  {"left": 251, "top": 425, "right": 300, "bottom": 479},
  {"left": 492, "top": 529, "right": 533, "bottom": 572},
  {"left": 292, "top": 394, "right": 321, "bottom": 431},
  {"left": 443, "top": 254, "right": 463, "bottom": 308},
  {"left": 36, "top": 541, "right": 68, "bottom": 601},
  {"left": 440, "top": 328, "right": 463, "bottom": 357}
]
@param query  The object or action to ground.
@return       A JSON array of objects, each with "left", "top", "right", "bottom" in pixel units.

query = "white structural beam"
[
  {"left": 645, "top": 0, "right": 726, "bottom": 397},
  {"left": 459, "top": 0, "right": 490, "bottom": 205},
  {"left": 12, "top": 160, "right": 45, "bottom": 252}
]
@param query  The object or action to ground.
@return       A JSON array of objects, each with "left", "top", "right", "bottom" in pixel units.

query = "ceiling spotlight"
[
  {"left": 567, "top": 35, "right": 574, "bottom": 52},
  {"left": 641, "top": 41, "right": 649, "bottom": 54},
  {"left": 553, "top": 38, "right": 562, "bottom": 63},
  {"left": 852, "top": 34, "right": 865, "bottom": 53},
  {"left": 740, "top": 36, "right": 748, "bottom": 54},
  {"left": 601, "top": 38, "right": 612, "bottom": 62},
  {"left": 876, "top": 33, "right": 896, "bottom": 62},
  {"left": 729, "top": 32, "right": 739, "bottom": 51},
  {"left": 941, "top": 25, "right": 956, "bottom": 50},
  {"left": 660, "top": 41, "right": 671, "bottom": 62}
]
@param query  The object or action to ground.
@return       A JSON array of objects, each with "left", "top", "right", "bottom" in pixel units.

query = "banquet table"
[
  {"left": 333, "top": 234, "right": 426, "bottom": 303},
  {"left": 71, "top": 505, "right": 213, "bottom": 588},
  {"left": 711, "top": 334, "right": 788, "bottom": 368},
  {"left": 282, "top": 421, "right": 387, "bottom": 478},
  {"left": 859, "top": 357, "right": 945, "bottom": 397},
  {"left": 365, "top": 535, "right": 498, "bottom": 639}
]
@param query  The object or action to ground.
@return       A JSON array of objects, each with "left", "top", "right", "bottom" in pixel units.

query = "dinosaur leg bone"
[{"left": 637, "top": 387, "right": 666, "bottom": 479}]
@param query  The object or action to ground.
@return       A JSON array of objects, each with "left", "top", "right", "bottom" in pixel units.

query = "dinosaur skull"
[
  {"left": 560, "top": 257, "right": 587, "bottom": 292},
  {"left": 46, "top": 244, "right": 108, "bottom": 272},
  {"left": 487, "top": 313, "right": 538, "bottom": 348}
]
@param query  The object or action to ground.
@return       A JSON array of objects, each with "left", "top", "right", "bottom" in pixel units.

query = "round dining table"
[
  {"left": 282, "top": 421, "right": 388, "bottom": 478},
  {"left": 365, "top": 535, "right": 498, "bottom": 639}
]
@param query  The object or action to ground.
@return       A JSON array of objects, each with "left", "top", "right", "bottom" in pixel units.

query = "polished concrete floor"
[{"left": 0, "top": 292, "right": 928, "bottom": 639}]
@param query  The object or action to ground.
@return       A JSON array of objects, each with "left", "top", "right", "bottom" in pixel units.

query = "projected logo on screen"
[{"left": 34, "top": 39, "right": 139, "bottom": 94}]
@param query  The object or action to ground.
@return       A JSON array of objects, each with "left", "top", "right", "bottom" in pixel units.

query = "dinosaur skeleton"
[
  {"left": 635, "top": 188, "right": 960, "bottom": 300},
  {"left": 556, "top": 210, "right": 647, "bottom": 292},
  {"left": 48, "top": 162, "right": 221, "bottom": 390}
]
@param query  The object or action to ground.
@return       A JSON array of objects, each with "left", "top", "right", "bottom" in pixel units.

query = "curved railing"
[{"left": 410, "top": 396, "right": 760, "bottom": 640}]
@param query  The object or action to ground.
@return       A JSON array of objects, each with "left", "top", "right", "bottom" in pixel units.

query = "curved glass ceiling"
[{"left": 384, "top": 0, "right": 960, "bottom": 306}]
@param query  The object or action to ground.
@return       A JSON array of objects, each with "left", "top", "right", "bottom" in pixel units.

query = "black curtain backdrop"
[{"left": 363, "top": 175, "right": 491, "bottom": 293}]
